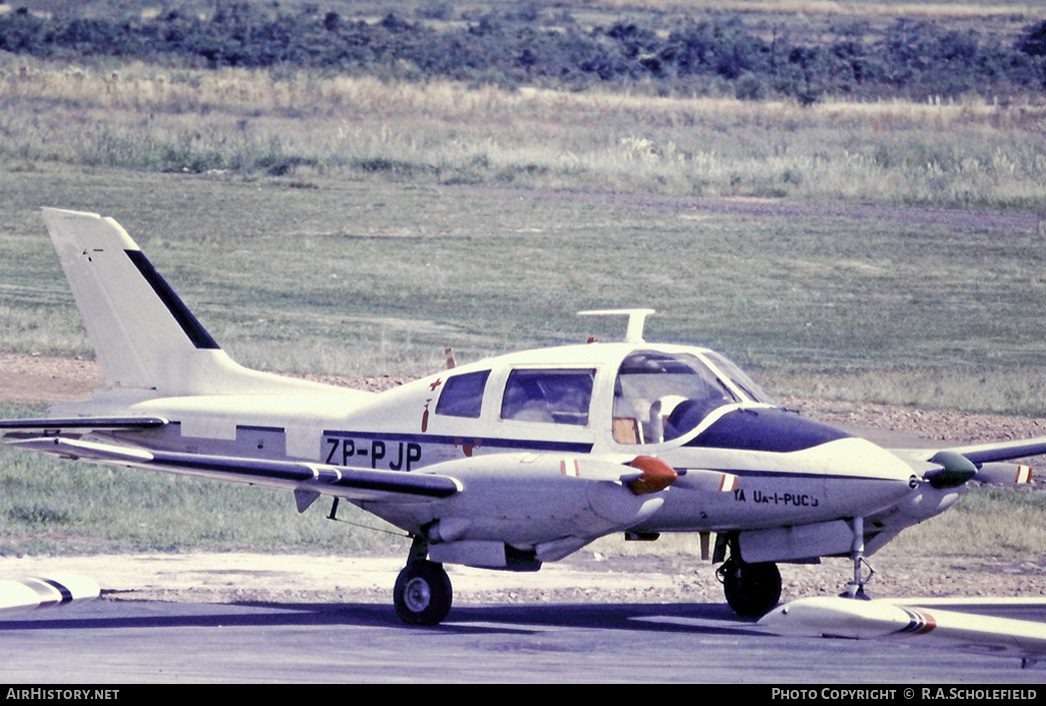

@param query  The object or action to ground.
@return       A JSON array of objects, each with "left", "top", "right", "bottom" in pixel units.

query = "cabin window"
[
  {"left": 501, "top": 369, "right": 594, "bottom": 426},
  {"left": 435, "top": 370, "right": 490, "bottom": 419}
]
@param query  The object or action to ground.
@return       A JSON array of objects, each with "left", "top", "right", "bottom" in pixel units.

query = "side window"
[
  {"left": 435, "top": 370, "right": 490, "bottom": 419},
  {"left": 501, "top": 369, "right": 594, "bottom": 426}
]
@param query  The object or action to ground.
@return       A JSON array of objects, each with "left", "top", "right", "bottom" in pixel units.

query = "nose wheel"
[{"left": 842, "top": 557, "right": 875, "bottom": 600}]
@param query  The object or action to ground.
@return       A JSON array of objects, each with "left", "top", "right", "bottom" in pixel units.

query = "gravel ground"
[
  {"left": 1, "top": 353, "right": 1043, "bottom": 606},
  {"left": 1, "top": 547, "right": 1042, "bottom": 607}
]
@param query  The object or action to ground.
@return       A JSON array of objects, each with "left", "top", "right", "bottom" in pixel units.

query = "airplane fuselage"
[{"left": 72, "top": 340, "right": 921, "bottom": 563}]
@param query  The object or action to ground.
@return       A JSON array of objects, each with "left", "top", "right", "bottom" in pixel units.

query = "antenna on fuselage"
[{"left": 578, "top": 308, "right": 656, "bottom": 344}]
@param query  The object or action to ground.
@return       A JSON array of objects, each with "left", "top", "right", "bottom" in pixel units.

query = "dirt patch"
[
  {"left": 454, "top": 186, "right": 1041, "bottom": 236},
  {"left": 0, "top": 353, "right": 106, "bottom": 405},
  {"left": 781, "top": 395, "right": 1046, "bottom": 447}
]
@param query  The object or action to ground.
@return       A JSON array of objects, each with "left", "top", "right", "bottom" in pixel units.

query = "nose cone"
[{"left": 803, "top": 433, "right": 917, "bottom": 521}]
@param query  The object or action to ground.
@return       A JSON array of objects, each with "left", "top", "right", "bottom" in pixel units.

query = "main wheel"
[
  {"left": 718, "top": 559, "right": 781, "bottom": 617},
  {"left": 394, "top": 561, "right": 453, "bottom": 626}
]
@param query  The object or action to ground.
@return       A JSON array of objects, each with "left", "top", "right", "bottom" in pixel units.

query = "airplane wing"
[
  {"left": 759, "top": 596, "right": 1046, "bottom": 668},
  {"left": 4, "top": 435, "right": 462, "bottom": 507},
  {"left": 937, "top": 437, "right": 1046, "bottom": 466},
  {"left": 893, "top": 438, "right": 1041, "bottom": 487}
]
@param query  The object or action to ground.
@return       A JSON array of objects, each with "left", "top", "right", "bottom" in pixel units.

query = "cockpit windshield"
[
  {"left": 612, "top": 350, "right": 769, "bottom": 444},
  {"left": 702, "top": 351, "right": 775, "bottom": 406}
]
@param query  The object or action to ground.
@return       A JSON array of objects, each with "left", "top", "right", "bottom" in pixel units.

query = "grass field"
[
  {"left": 7, "top": 0, "right": 1045, "bottom": 27},
  {"left": 3, "top": 166, "right": 1046, "bottom": 411}
]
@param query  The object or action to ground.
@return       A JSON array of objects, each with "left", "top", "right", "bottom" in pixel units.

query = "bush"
[
  {"left": 1016, "top": 20, "right": 1046, "bottom": 57},
  {"left": 734, "top": 71, "right": 766, "bottom": 101},
  {"left": 0, "top": 5, "right": 1043, "bottom": 101}
]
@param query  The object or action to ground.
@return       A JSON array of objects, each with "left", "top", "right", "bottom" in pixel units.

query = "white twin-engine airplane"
[{"left": 1, "top": 208, "right": 1039, "bottom": 626}]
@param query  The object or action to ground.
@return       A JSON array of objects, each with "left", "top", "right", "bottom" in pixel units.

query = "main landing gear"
[
  {"left": 393, "top": 537, "right": 452, "bottom": 626},
  {"left": 716, "top": 518, "right": 875, "bottom": 617},
  {"left": 714, "top": 533, "right": 782, "bottom": 617},
  {"left": 716, "top": 557, "right": 782, "bottom": 617}
]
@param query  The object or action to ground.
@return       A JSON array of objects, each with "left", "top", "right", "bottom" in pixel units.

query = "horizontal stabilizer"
[
  {"left": 0, "top": 416, "right": 167, "bottom": 435},
  {"left": 6, "top": 437, "right": 461, "bottom": 503},
  {"left": 0, "top": 573, "right": 100, "bottom": 617}
]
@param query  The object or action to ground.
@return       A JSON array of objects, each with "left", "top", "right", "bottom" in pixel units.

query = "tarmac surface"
[{"left": 0, "top": 596, "right": 1043, "bottom": 683}]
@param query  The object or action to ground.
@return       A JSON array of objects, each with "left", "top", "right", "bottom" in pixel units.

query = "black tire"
[
  {"left": 394, "top": 561, "right": 453, "bottom": 626},
  {"left": 720, "top": 559, "right": 781, "bottom": 617}
]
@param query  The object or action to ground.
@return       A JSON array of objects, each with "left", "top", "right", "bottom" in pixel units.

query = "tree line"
[{"left": 3, "top": 4, "right": 1046, "bottom": 102}]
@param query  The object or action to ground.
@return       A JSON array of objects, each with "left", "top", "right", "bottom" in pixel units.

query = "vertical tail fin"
[{"left": 42, "top": 208, "right": 324, "bottom": 397}]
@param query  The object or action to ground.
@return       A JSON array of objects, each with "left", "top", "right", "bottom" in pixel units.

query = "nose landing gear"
[{"left": 841, "top": 516, "right": 874, "bottom": 600}]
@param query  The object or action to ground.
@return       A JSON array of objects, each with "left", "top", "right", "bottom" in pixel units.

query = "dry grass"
[
  {"left": 886, "top": 486, "right": 1046, "bottom": 558},
  {"left": 7, "top": 60, "right": 1043, "bottom": 126},
  {"left": 2, "top": 59, "right": 1046, "bottom": 211}
]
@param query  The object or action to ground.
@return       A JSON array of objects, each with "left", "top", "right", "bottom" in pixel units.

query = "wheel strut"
[{"left": 842, "top": 516, "right": 874, "bottom": 599}]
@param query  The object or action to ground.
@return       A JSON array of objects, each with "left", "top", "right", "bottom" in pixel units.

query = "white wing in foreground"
[{"left": 760, "top": 596, "right": 1046, "bottom": 668}]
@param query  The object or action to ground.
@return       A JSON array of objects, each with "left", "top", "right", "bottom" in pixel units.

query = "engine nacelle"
[
  {"left": 897, "top": 483, "right": 965, "bottom": 521},
  {"left": 390, "top": 453, "right": 677, "bottom": 568},
  {"left": 427, "top": 540, "right": 541, "bottom": 571},
  {"left": 738, "top": 520, "right": 853, "bottom": 564}
]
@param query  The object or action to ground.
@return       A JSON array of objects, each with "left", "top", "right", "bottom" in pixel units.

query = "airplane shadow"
[{"left": 0, "top": 599, "right": 764, "bottom": 637}]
